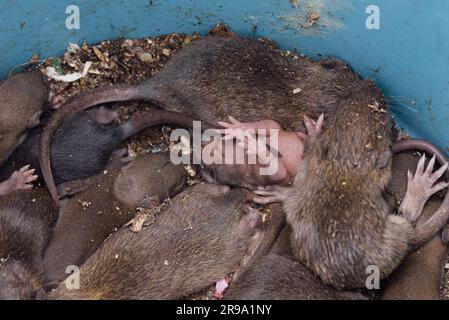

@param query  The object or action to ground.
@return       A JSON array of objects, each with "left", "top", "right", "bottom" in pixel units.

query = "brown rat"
[
  {"left": 43, "top": 153, "right": 187, "bottom": 288},
  {"left": 381, "top": 152, "right": 447, "bottom": 300},
  {"left": 48, "top": 183, "right": 280, "bottom": 300},
  {"left": 0, "top": 189, "right": 57, "bottom": 300},
  {"left": 0, "top": 71, "right": 47, "bottom": 163}
]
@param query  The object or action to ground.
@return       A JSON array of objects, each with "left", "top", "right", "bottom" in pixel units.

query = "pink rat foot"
[
  {"left": 0, "top": 165, "right": 38, "bottom": 196},
  {"left": 399, "top": 155, "right": 449, "bottom": 224},
  {"left": 213, "top": 277, "right": 230, "bottom": 299},
  {"left": 252, "top": 185, "right": 290, "bottom": 204}
]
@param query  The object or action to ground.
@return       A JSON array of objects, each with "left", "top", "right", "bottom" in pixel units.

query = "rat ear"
[{"left": 376, "top": 149, "right": 393, "bottom": 169}]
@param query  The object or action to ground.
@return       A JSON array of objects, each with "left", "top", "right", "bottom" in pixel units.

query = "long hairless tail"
[
  {"left": 392, "top": 139, "right": 449, "bottom": 179},
  {"left": 39, "top": 83, "right": 160, "bottom": 205},
  {"left": 120, "top": 110, "right": 215, "bottom": 140}
]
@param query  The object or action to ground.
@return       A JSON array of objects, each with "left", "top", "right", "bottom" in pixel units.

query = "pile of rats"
[{"left": 1, "top": 24, "right": 449, "bottom": 300}]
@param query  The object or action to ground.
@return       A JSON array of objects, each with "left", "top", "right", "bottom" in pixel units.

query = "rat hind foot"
[{"left": 399, "top": 155, "right": 448, "bottom": 224}]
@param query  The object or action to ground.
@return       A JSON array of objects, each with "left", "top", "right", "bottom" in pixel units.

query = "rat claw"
[
  {"left": 316, "top": 113, "right": 325, "bottom": 131},
  {"left": 19, "top": 165, "right": 31, "bottom": 173},
  {"left": 431, "top": 162, "right": 448, "bottom": 182},
  {"left": 217, "top": 121, "right": 232, "bottom": 128},
  {"left": 228, "top": 116, "right": 241, "bottom": 125},
  {"left": 407, "top": 170, "right": 414, "bottom": 184},
  {"left": 416, "top": 154, "right": 426, "bottom": 175},
  {"left": 425, "top": 156, "right": 436, "bottom": 176},
  {"left": 431, "top": 182, "right": 449, "bottom": 194},
  {"left": 304, "top": 115, "right": 314, "bottom": 133},
  {"left": 25, "top": 175, "right": 38, "bottom": 183}
]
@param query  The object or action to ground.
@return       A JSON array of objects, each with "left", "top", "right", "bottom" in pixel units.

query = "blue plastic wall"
[{"left": 0, "top": 0, "right": 448, "bottom": 154}]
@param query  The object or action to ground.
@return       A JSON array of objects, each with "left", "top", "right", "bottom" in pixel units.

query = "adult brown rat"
[
  {"left": 0, "top": 189, "right": 57, "bottom": 300},
  {"left": 48, "top": 183, "right": 279, "bottom": 300},
  {"left": 0, "top": 71, "right": 47, "bottom": 162},
  {"left": 43, "top": 153, "right": 187, "bottom": 288}
]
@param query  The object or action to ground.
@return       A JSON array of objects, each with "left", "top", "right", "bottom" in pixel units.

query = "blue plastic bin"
[{"left": 0, "top": 0, "right": 448, "bottom": 153}]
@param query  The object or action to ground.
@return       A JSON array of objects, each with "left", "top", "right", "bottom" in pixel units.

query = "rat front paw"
[
  {"left": 252, "top": 185, "right": 289, "bottom": 204},
  {"left": 400, "top": 155, "right": 449, "bottom": 223},
  {"left": 8, "top": 165, "right": 38, "bottom": 192}
]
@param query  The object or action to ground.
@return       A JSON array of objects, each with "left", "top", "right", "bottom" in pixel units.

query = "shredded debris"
[
  {"left": 306, "top": 12, "right": 321, "bottom": 28},
  {"left": 39, "top": 32, "right": 201, "bottom": 158}
]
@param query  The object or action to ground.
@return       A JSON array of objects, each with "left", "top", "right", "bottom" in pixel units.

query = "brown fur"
[
  {"left": 0, "top": 189, "right": 57, "bottom": 299},
  {"left": 225, "top": 228, "right": 366, "bottom": 300},
  {"left": 283, "top": 81, "right": 411, "bottom": 289},
  {"left": 225, "top": 254, "right": 367, "bottom": 300},
  {"left": 0, "top": 71, "right": 47, "bottom": 162},
  {"left": 49, "top": 183, "right": 266, "bottom": 300},
  {"left": 43, "top": 153, "right": 187, "bottom": 288}
]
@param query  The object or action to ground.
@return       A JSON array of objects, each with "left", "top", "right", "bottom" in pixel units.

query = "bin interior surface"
[{"left": 0, "top": 0, "right": 447, "bottom": 154}]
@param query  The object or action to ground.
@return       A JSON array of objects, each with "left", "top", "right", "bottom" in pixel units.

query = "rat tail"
[
  {"left": 119, "top": 110, "right": 200, "bottom": 140},
  {"left": 392, "top": 139, "right": 449, "bottom": 179}
]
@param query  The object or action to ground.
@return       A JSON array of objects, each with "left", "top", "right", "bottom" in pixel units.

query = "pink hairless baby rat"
[{"left": 203, "top": 114, "right": 324, "bottom": 190}]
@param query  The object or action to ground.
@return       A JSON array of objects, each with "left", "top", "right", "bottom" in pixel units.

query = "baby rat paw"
[
  {"left": 252, "top": 185, "right": 289, "bottom": 204},
  {"left": 7, "top": 165, "right": 38, "bottom": 193},
  {"left": 217, "top": 116, "right": 247, "bottom": 139},
  {"left": 400, "top": 155, "right": 448, "bottom": 224}
]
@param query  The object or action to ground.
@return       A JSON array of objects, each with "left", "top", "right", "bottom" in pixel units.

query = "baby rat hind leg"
[
  {"left": 398, "top": 155, "right": 449, "bottom": 247},
  {"left": 0, "top": 165, "right": 38, "bottom": 196}
]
